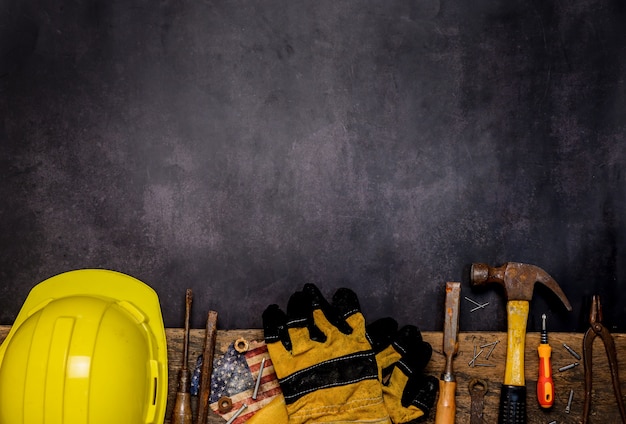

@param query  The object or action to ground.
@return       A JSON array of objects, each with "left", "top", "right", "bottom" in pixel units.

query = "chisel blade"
[{"left": 443, "top": 282, "right": 461, "bottom": 370}]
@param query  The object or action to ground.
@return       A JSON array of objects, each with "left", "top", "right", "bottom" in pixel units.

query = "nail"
[
  {"left": 565, "top": 389, "right": 574, "bottom": 413},
  {"left": 470, "top": 302, "right": 490, "bottom": 312},
  {"left": 225, "top": 404, "right": 248, "bottom": 424},
  {"left": 480, "top": 341, "right": 497, "bottom": 348},
  {"left": 485, "top": 340, "right": 500, "bottom": 359},
  {"left": 474, "top": 363, "right": 496, "bottom": 367},
  {"left": 468, "top": 348, "right": 484, "bottom": 367},
  {"left": 558, "top": 362, "right": 579, "bottom": 372},
  {"left": 252, "top": 358, "right": 266, "bottom": 400},
  {"left": 563, "top": 343, "right": 582, "bottom": 360},
  {"left": 465, "top": 296, "right": 482, "bottom": 306}
]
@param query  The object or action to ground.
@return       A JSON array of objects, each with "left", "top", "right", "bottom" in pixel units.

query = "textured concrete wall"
[{"left": 1, "top": 0, "right": 624, "bottom": 332}]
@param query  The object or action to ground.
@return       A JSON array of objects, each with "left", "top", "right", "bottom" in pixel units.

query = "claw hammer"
[{"left": 470, "top": 262, "right": 572, "bottom": 424}]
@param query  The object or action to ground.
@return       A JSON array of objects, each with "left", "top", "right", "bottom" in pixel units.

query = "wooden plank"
[{"left": 2, "top": 326, "right": 626, "bottom": 423}]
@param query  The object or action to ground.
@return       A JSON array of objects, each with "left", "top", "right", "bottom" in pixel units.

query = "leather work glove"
[
  {"left": 368, "top": 322, "right": 439, "bottom": 423},
  {"left": 248, "top": 283, "right": 391, "bottom": 424}
]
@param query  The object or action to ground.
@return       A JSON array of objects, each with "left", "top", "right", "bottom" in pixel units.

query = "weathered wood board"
[{"left": 2, "top": 326, "right": 625, "bottom": 423}]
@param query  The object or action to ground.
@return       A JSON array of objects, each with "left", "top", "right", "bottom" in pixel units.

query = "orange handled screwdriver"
[{"left": 537, "top": 313, "right": 554, "bottom": 408}]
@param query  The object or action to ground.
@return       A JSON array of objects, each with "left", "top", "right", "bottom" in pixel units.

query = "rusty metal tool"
[
  {"left": 536, "top": 313, "right": 554, "bottom": 408},
  {"left": 469, "top": 378, "right": 489, "bottom": 424},
  {"left": 582, "top": 295, "right": 626, "bottom": 424},
  {"left": 172, "top": 289, "right": 194, "bottom": 424},
  {"left": 435, "top": 282, "right": 461, "bottom": 424},
  {"left": 470, "top": 262, "right": 572, "bottom": 424},
  {"left": 197, "top": 310, "right": 219, "bottom": 424}
]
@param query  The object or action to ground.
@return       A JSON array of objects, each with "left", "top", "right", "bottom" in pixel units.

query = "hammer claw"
[{"left": 470, "top": 262, "right": 572, "bottom": 311}]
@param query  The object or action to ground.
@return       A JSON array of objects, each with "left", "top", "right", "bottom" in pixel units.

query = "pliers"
[{"left": 582, "top": 295, "right": 626, "bottom": 423}]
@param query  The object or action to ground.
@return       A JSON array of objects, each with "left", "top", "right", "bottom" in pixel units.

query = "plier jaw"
[
  {"left": 588, "top": 295, "right": 604, "bottom": 333},
  {"left": 582, "top": 295, "right": 626, "bottom": 424}
]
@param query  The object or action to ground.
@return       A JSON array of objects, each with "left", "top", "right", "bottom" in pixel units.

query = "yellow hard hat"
[{"left": 0, "top": 269, "right": 168, "bottom": 424}]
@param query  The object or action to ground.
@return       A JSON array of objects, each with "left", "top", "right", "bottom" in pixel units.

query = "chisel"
[{"left": 435, "top": 282, "right": 461, "bottom": 424}]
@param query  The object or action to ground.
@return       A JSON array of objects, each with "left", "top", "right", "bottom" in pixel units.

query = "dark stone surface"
[{"left": 1, "top": 0, "right": 624, "bottom": 332}]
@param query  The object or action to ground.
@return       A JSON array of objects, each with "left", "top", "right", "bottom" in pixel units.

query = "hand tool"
[
  {"left": 172, "top": 289, "right": 194, "bottom": 424},
  {"left": 435, "top": 282, "right": 461, "bottom": 424},
  {"left": 470, "top": 262, "right": 572, "bottom": 424},
  {"left": 197, "top": 310, "right": 219, "bottom": 424},
  {"left": 469, "top": 378, "right": 489, "bottom": 424},
  {"left": 536, "top": 313, "right": 554, "bottom": 408},
  {"left": 582, "top": 295, "right": 626, "bottom": 424}
]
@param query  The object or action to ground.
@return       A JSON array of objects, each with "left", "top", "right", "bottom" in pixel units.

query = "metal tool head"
[
  {"left": 589, "top": 295, "right": 603, "bottom": 325},
  {"left": 470, "top": 262, "right": 572, "bottom": 310},
  {"left": 442, "top": 282, "right": 461, "bottom": 377}
]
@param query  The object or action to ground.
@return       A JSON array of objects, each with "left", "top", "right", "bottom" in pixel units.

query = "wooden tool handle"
[
  {"left": 504, "top": 300, "right": 529, "bottom": 386},
  {"left": 435, "top": 379, "right": 456, "bottom": 424},
  {"left": 197, "top": 310, "right": 219, "bottom": 424},
  {"left": 172, "top": 392, "right": 193, "bottom": 424}
]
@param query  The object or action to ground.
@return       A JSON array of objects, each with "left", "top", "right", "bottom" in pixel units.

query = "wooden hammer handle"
[{"left": 504, "top": 300, "right": 529, "bottom": 386}]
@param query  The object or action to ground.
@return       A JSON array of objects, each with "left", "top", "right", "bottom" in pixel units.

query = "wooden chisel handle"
[{"left": 435, "top": 379, "right": 456, "bottom": 424}]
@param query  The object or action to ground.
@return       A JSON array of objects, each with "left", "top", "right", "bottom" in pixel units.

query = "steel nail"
[
  {"left": 558, "top": 362, "right": 579, "bottom": 372},
  {"left": 465, "top": 296, "right": 482, "bottom": 306},
  {"left": 565, "top": 389, "right": 574, "bottom": 413},
  {"left": 468, "top": 348, "right": 484, "bottom": 367},
  {"left": 252, "top": 358, "right": 266, "bottom": 400},
  {"left": 563, "top": 343, "right": 582, "bottom": 360},
  {"left": 485, "top": 340, "right": 500, "bottom": 359},
  {"left": 470, "top": 302, "right": 489, "bottom": 312},
  {"left": 225, "top": 404, "right": 248, "bottom": 424}
]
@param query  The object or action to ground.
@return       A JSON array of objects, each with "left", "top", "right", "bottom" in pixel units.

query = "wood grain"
[{"left": 2, "top": 326, "right": 625, "bottom": 423}]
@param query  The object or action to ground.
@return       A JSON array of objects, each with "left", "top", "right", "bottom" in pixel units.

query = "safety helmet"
[{"left": 0, "top": 269, "right": 168, "bottom": 424}]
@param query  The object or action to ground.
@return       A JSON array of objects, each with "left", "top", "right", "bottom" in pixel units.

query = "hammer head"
[{"left": 471, "top": 262, "right": 572, "bottom": 311}]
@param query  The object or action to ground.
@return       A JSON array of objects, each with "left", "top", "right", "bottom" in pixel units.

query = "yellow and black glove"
[
  {"left": 369, "top": 323, "right": 438, "bottom": 423},
  {"left": 250, "top": 283, "right": 391, "bottom": 424}
]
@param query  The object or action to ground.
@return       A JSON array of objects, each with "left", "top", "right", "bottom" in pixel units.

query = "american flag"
[{"left": 209, "top": 340, "right": 282, "bottom": 423}]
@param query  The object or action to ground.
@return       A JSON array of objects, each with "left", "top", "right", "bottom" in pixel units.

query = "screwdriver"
[{"left": 537, "top": 313, "right": 554, "bottom": 408}]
